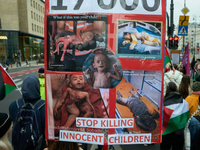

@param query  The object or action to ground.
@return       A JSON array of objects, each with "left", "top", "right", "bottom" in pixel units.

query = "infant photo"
[
  {"left": 117, "top": 20, "right": 162, "bottom": 59},
  {"left": 45, "top": 74, "right": 109, "bottom": 139},
  {"left": 82, "top": 48, "right": 123, "bottom": 89}
]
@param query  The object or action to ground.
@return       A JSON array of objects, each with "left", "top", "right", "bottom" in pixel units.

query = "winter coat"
[
  {"left": 164, "top": 70, "right": 183, "bottom": 96},
  {"left": 185, "top": 92, "right": 200, "bottom": 117}
]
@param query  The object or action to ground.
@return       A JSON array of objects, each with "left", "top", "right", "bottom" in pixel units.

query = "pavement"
[{"left": 8, "top": 60, "right": 44, "bottom": 69}]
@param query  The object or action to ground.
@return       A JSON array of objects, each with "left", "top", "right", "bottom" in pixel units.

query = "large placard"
[{"left": 44, "top": 0, "right": 166, "bottom": 146}]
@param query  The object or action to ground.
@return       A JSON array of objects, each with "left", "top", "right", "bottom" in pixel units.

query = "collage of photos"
[
  {"left": 47, "top": 15, "right": 108, "bottom": 71},
  {"left": 46, "top": 48, "right": 123, "bottom": 140},
  {"left": 117, "top": 20, "right": 162, "bottom": 59},
  {"left": 115, "top": 70, "right": 162, "bottom": 142},
  {"left": 45, "top": 15, "right": 163, "bottom": 144}
]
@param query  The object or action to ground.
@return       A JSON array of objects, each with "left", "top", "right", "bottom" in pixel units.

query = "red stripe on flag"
[
  {"left": 165, "top": 46, "right": 171, "bottom": 60},
  {"left": 162, "top": 106, "right": 174, "bottom": 133},
  {"left": 0, "top": 65, "right": 16, "bottom": 86}
]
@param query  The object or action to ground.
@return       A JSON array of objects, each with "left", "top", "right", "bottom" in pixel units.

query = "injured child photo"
[
  {"left": 47, "top": 15, "right": 107, "bottom": 71},
  {"left": 45, "top": 74, "right": 109, "bottom": 139},
  {"left": 117, "top": 20, "right": 161, "bottom": 58},
  {"left": 83, "top": 48, "right": 123, "bottom": 89},
  {"left": 115, "top": 70, "right": 162, "bottom": 142}
]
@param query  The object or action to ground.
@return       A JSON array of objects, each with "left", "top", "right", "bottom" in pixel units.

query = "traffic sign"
[
  {"left": 181, "top": 6, "right": 190, "bottom": 15},
  {"left": 179, "top": 16, "right": 189, "bottom": 26},
  {"left": 178, "top": 26, "right": 188, "bottom": 36}
]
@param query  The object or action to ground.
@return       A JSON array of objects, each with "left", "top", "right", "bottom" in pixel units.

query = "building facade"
[
  {"left": 0, "top": 0, "right": 44, "bottom": 63},
  {"left": 176, "top": 22, "right": 200, "bottom": 55}
]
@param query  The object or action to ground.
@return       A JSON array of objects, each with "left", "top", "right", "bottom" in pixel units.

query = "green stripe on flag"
[
  {"left": 5, "top": 84, "right": 16, "bottom": 95},
  {"left": 165, "top": 55, "right": 171, "bottom": 66},
  {"left": 162, "top": 111, "right": 190, "bottom": 135}
]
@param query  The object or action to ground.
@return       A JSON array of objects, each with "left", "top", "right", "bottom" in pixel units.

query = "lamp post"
[{"left": 170, "top": 0, "right": 174, "bottom": 37}]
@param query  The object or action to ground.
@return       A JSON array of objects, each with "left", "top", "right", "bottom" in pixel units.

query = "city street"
[
  {"left": 0, "top": 63, "right": 161, "bottom": 150},
  {"left": 1, "top": 0, "right": 199, "bottom": 149}
]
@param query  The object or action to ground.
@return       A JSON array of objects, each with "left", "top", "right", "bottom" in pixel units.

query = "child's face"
[
  {"left": 70, "top": 75, "right": 85, "bottom": 89},
  {"left": 123, "top": 33, "right": 131, "bottom": 40},
  {"left": 93, "top": 54, "right": 108, "bottom": 72}
]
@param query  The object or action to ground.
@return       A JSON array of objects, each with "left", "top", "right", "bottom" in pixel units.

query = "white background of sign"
[{"left": 49, "top": 0, "right": 162, "bottom": 15}]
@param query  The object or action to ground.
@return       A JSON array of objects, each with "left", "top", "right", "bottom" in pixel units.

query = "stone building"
[{"left": 0, "top": 0, "right": 44, "bottom": 63}]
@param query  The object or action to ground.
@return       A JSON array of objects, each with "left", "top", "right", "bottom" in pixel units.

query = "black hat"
[
  {"left": 38, "top": 68, "right": 44, "bottom": 73},
  {"left": 0, "top": 113, "right": 12, "bottom": 138}
]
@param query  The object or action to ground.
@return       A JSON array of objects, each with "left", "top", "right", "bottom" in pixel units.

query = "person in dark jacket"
[
  {"left": 9, "top": 75, "right": 46, "bottom": 150},
  {"left": 191, "top": 57, "right": 196, "bottom": 79},
  {"left": 188, "top": 113, "right": 200, "bottom": 150}
]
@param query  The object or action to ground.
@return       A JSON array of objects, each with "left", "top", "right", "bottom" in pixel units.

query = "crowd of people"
[{"left": 163, "top": 57, "right": 200, "bottom": 150}]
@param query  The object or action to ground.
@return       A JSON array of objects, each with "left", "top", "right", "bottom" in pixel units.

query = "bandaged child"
[{"left": 122, "top": 31, "right": 161, "bottom": 50}]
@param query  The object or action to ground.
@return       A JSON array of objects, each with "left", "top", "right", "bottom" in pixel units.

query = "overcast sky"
[{"left": 166, "top": 0, "right": 200, "bottom": 27}]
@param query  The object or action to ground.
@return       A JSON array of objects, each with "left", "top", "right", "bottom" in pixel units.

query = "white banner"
[
  {"left": 49, "top": 0, "right": 162, "bottom": 15},
  {"left": 59, "top": 130, "right": 104, "bottom": 145},
  {"left": 108, "top": 133, "right": 151, "bottom": 145},
  {"left": 76, "top": 118, "right": 134, "bottom": 128}
]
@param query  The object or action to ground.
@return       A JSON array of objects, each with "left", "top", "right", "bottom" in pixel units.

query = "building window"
[
  {"left": 36, "top": 2, "right": 37, "bottom": 9},
  {"left": 34, "top": 13, "right": 35, "bottom": 20},
  {"left": 37, "top": 26, "right": 39, "bottom": 32},
  {"left": 36, "top": 14, "right": 38, "bottom": 21},
  {"left": 32, "top": 23, "right": 34, "bottom": 31},
  {"left": 38, "top": 4, "right": 40, "bottom": 11},
  {"left": 41, "top": 6, "right": 42, "bottom": 12},
  {"left": 39, "top": 16, "right": 40, "bottom": 22},
  {"left": 35, "top": 24, "right": 36, "bottom": 31},
  {"left": 31, "top": 11, "right": 33, "bottom": 19},
  {"left": 31, "top": 0, "right": 32, "bottom": 6},
  {"left": 33, "top": 1, "right": 35, "bottom": 8}
]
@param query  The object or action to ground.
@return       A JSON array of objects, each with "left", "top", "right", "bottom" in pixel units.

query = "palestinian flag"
[
  {"left": 164, "top": 46, "right": 171, "bottom": 67},
  {"left": 0, "top": 64, "right": 17, "bottom": 100},
  {"left": 162, "top": 93, "right": 190, "bottom": 135}
]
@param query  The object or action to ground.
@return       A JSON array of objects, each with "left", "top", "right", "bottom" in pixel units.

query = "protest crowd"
[
  {"left": 163, "top": 50, "right": 200, "bottom": 150},
  {"left": 0, "top": 1, "right": 200, "bottom": 149}
]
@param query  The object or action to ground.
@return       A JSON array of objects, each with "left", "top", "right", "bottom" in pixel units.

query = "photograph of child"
[
  {"left": 53, "top": 75, "right": 97, "bottom": 129},
  {"left": 46, "top": 74, "right": 108, "bottom": 139},
  {"left": 47, "top": 15, "right": 108, "bottom": 71},
  {"left": 115, "top": 70, "right": 161, "bottom": 142},
  {"left": 117, "top": 20, "right": 162, "bottom": 59},
  {"left": 83, "top": 48, "right": 123, "bottom": 89}
]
